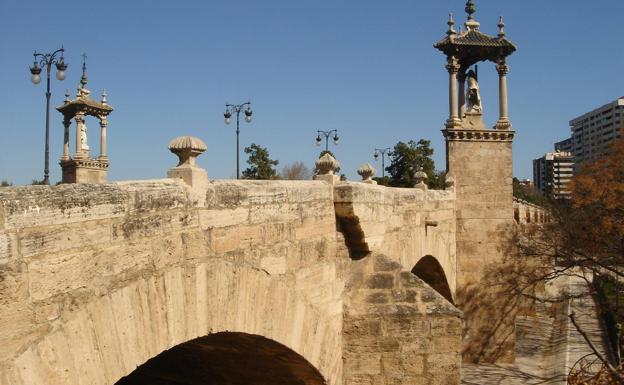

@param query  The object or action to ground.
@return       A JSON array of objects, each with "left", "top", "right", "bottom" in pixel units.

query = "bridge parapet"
[
  {"left": 334, "top": 182, "right": 457, "bottom": 298},
  {"left": 0, "top": 179, "right": 344, "bottom": 385}
]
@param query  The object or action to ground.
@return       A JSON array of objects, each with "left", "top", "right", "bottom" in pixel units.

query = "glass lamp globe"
[
  {"left": 224, "top": 117, "right": 232, "bottom": 125},
  {"left": 333, "top": 136, "right": 339, "bottom": 145},
  {"left": 31, "top": 74, "right": 41, "bottom": 84},
  {"left": 56, "top": 70, "right": 66, "bottom": 81}
]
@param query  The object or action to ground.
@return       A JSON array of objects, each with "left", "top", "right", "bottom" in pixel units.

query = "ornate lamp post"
[
  {"left": 29, "top": 47, "right": 68, "bottom": 185},
  {"left": 315, "top": 129, "right": 339, "bottom": 152},
  {"left": 373, "top": 147, "right": 392, "bottom": 178},
  {"left": 223, "top": 101, "right": 253, "bottom": 179}
]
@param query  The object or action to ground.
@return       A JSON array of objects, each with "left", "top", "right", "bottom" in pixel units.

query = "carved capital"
[
  {"left": 496, "top": 61, "right": 509, "bottom": 76},
  {"left": 99, "top": 118, "right": 109, "bottom": 127},
  {"left": 74, "top": 113, "right": 85, "bottom": 124},
  {"left": 445, "top": 57, "right": 461, "bottom": 74}
]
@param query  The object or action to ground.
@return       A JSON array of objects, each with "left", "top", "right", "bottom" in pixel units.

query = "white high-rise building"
[
  {"left": 562, "top": 97, "right": 624, "bottom": 165},
  {"left": 533, "top": 151, "right": 575, "bottom": 200}
]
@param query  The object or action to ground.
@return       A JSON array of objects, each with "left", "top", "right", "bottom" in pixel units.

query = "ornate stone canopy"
[
  {"left": 434, "top": 0, "right": 516, "bottom": 68},
  {"left": 56, "top": 56, "right": 113, "bottom": 184},
  {"left": 436, "top": 0, "right": 517, "bottom": 131}
]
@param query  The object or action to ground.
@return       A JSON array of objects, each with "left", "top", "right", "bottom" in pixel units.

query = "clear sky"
[{"left": 0, "top": 0, "right": 622, "bottom": 185}]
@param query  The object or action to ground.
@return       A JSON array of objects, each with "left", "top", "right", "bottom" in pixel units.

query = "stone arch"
[
  {"left": 4, "top": 260, "right": 341, "bottom": 385},
  {"left": 114, "top": 332, "right": 327, "bottom": 385},
  {"left": 411, "top": 255, "right": 454, "bottom": 304}
]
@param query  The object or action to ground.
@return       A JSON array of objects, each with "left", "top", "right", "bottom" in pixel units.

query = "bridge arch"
[
  {"left": 114, "top": 332, "right": 326, "bottom": 385},
  {"left": 411, "top": 255, "right": 454, "bottom": 304},
  {"left": 5, "top": 260, "right": 340, "bottom": 385}
]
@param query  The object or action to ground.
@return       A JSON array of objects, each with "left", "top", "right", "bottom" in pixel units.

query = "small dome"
[{"left": 168, "top": 136, "right": 207, "bottom": 152}]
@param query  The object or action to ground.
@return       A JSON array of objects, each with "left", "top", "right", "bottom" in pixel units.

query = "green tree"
[
  {"left": 241, "top": 143, "right": 279, "bottom": 180},
  {"left": 512, "top": 177, "right": 548, "bottom": 206},
  {"left": 386, "top": 140, "right": 439, "bottom": 188}
]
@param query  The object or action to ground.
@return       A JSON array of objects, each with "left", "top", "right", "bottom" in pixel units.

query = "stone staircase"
[{"left": 462, "top": 275, "right": 613, "bottom": 384}]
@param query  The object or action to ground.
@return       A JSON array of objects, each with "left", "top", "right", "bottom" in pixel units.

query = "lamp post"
[
  {"left": 29, "top": 47, "right": 68, "bottom": 185},
  {"left": 223, "top": 101, "right": 253, "bottom": 179},
  {"left": 315, "top": 129, "right": 339, "bottom": 152},
  {"left": 373, "top": 147, "right": 392, "bottom": 178}
]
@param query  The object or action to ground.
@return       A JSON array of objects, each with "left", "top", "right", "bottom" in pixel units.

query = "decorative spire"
[
  {"left": 101, "top": 90, "right": 108, "bottom": 105},
  {"left": 498, "top": 16, "right": 506, "bottom": 38},
  {"left": 465, "top": 0, "right": 476, "bottom": 20},
  {"left": 447, "top": 13, "right": 456, "bottom": 36},
  {"left": 64, "top": 89, "right": 70, "bottom": 103},
  {"left": 464, "top": 0, "right": 480, "bottom": 31},
  {"left": 79, "top": 53, "right": 88, "bottom": 89}
]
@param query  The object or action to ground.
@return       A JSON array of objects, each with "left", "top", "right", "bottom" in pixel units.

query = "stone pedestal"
[
  {"left": 167, "top": 166, "right": 208, "bottom": 188},
  {"left": 313, "top": 174, "right": 340, "bottom": 185},
  {"left": 60, "top": 158, "right": 109, "bottom": 184},
  {"left": 444, "top": 127, "right": 516, "bottom": 363}
]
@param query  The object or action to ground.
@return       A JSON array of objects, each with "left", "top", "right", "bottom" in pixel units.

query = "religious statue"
[
  {"left": 465, "top": 69, "right": 482, "bottom": 114},
  {"left": 76, "top": 115, "right": 89, "bottom": 152}
]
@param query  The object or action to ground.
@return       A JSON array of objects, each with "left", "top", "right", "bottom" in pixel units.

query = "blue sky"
[{"left": 0, "top": 0, "right": 623, "bottom": 184}]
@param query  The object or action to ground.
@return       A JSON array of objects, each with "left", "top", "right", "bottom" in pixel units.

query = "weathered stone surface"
[
  {"left": 0, "top": 177, "right": 468, "bottom": 385},
  {"left": 344, "top": 254, "right": 462, "bottom": 385}
]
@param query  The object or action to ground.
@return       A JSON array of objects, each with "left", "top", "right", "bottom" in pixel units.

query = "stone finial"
[
  {"left": 498, "top": 16, "right": 505, "bottom": 37},
  {"left": 465, "top": 0, "right": 476, "bottom": 20},
  {"left": 414, "top": 168, "right": 428, "bottom": 190},
  {"left": 168, "top": 136, "right": 207, "bottom": 167},
  {"left": 315, "top": 153, "right": 340, "bottom": 175},
  {"left": 64, "top": 89, "right": 70, "bottom": 103},
  {"left": 464, "top": 0, "right": 480, "bottom": 30},
  {"left": 101, "top": 90, "right": 108, "bottom": 105},
  {"left": 445, "top": 175, "right": 456, "bottom": 190},
  {"left": 447, "top": 13, "right": 456, "bottom": 36},
  {"left": 357, "top": 163, "right": 377, "bottom": 184}
]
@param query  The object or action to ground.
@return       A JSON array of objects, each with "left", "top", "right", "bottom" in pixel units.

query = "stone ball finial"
[
  {"left": 168, "top": 136, "right": 207, "bottom": 167},
  {"left": 445, "top": 175, "right": 456, "bottom": 189},
  {"left": 357, "top": 163, "right": 376, "bottom": 183},
  {"left": 414, "top": 168, "right": 428, "bottom": 190},
  {"left": 315, "top": 153, "right": 340, "bottom": 175}
]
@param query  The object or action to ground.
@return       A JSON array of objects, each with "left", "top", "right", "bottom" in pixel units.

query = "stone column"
[
  {"left": 445, "top": 56, "right": 462, "bottom": 128},
  {"left": 458, "top": 71, "right": 467, "bottom": 119},
  {"left": 74, "top": 113, "right": 84, "bottom": 158},
  {"left": 495, "top": 60, "right": 511, "bottom": 130},
  {"left": 62, "top": 117, "right": 71, "bottom": 160},
  {"left": 99, "top": 117, "right": 108, "bottom": 159}
]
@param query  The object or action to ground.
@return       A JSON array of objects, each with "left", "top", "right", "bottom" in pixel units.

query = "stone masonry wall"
[
  {"left": 343, "top": 254, "right": 462, "bottom": 385},
  {"left": 0, "top": 180, "right": 344, "bottom": 385},
  {"left": 334, "top": 182, "right": 457, "bottom": 299},
  {"left": 447, "top": 138, "right": 517, "bottom": 363},
  {"left": 0, "top": 177, "right": 462, "bottom": 385}
]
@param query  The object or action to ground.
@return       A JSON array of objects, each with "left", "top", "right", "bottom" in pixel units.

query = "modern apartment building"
[
  {"left": 561, "top": 97, "right": 624, "bottom": 165},
  {"left": 533, "top": 151, "right": 574, "bottom": 199}
]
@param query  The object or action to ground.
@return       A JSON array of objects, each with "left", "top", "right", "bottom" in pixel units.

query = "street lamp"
[
  {"left": 374, "top": 147, "right": 392, "bottom": 178},
  {"left": 315, "top": 129, "right": 339, "bottom": 152},
  {"left": 223, "top": 101, "right": 252, "bottom": 179},
  {"left": 29, "top": 47, "right": 68, "bottom": 185}
]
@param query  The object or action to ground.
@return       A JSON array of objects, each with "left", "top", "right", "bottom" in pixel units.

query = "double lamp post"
[
  {"left": 223, "top": 102, "right": 253, "bottom": 179},
  {"left": 29, "top": 47, "right": 68, "bottom": 185}
]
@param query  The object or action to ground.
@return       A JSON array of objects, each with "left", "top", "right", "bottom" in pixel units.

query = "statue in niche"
[
  {"left": 465, "top": 69, "right": 482, "bottom": 114},
  {"left": 76, "top": 116, "right": 89, "bottom": 152}
]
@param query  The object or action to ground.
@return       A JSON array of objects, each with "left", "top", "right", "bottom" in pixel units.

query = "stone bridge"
[{"left": 0, "top": 177, "right": 462, "bottom": 385}]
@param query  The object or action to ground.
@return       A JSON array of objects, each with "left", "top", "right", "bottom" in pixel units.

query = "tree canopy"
[
  {"left": 509, "top": 135, "right": 624, "bottom": 381},
  {"left": 241, "top": 143, "right": 279, "bottom": 180},
  {"left": 385, "top": 139, "right": 440, "bottom": 188}
]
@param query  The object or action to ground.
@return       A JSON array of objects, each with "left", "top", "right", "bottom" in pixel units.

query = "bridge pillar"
[{"left": 436, "top": 2, "right": 518, "bottom": 364}]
